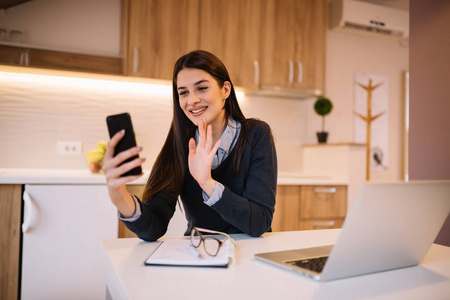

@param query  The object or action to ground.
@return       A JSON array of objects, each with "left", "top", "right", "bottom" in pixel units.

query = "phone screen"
[{"left": 106, "top": 112, "right": 142, "bottom": 176}]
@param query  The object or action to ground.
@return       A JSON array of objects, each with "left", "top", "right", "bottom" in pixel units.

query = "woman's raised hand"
[
  {"left": 188, "top": 119, "right": 221, "bottom": 196},
  {"left": 102, "top": 129, "right": 145, "bottom": 217}
]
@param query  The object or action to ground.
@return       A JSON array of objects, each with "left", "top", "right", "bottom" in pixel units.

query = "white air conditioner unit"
[{"left": 330, "top": 0, "right": 409, "bottom": 39}]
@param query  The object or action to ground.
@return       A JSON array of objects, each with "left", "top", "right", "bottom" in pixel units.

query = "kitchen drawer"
[
  {"left": 300, "top": 186, "right": 347, "bottom": 219},
  {"left": 300, "top": 219, "right": 345, "bottom": 230}
]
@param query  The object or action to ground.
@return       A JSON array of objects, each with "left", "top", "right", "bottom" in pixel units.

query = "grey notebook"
[{"left": 255, "top": 181, "right": 450, "bottom": 281}]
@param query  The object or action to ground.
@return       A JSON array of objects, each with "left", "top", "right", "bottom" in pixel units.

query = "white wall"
[
  {"left": 305, "top": 28, "right": 409, "bottom": 181},
  {"left": 0, "top": 1, "right": 409, "bottom": 181},
  {"left": 0, "top": 69, "right": 307, "bottom": 172}
]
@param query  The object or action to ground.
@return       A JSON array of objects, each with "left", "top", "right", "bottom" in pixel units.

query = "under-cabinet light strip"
[{"left": 0, "top": 69, "right": 245, "bottom": 99}]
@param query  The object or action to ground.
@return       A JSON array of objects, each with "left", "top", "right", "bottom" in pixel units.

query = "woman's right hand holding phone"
[{"left": 103, "top": 129, "right": 145, "bottom": 217}]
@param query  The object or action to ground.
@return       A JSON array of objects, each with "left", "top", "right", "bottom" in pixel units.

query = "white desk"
[{"left": 102, "top": 230, "right": 450, "bottom": 300}]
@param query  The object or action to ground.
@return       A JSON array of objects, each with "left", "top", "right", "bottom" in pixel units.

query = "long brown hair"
[{"left": 142, "top": 50, "right": 258, "bottom": 202}]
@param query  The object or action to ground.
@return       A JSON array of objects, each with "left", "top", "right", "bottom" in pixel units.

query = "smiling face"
[{"left": 177, "top": 68, "right": 231, "bottom": 130}]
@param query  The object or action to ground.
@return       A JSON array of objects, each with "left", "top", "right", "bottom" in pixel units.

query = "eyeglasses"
[{"left": 190, "top": 227, "right": 237, "bottom": 257}]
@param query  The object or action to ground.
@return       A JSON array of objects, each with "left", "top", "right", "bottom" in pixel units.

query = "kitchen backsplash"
[{"left": 0, "top": 68, "right": 310, "bottom": 173}]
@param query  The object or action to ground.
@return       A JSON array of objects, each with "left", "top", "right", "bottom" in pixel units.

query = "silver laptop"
[{"left": 255, "top": 181, "right": 450, "bottom": 281}]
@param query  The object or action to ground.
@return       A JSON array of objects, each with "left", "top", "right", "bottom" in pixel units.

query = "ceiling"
[{"left": 0, "top": 0, "right": 32, "bottom": 10}]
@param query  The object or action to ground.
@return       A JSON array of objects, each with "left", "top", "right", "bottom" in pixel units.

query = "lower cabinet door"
[{"left": 21, "top": 184, "right": 118, "bottom": 300}]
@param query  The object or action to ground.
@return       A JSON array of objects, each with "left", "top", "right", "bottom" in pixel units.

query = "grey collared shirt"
[{"left": 119, "top": 118, "right": 241, "bottom": 221}]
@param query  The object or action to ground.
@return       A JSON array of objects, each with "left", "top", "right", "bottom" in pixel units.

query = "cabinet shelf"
[{"left": 0, "top": 44, "right": 122, "bottom": 75}]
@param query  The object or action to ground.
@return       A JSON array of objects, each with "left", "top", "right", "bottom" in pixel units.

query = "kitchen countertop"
[{"left": 0, "top": 169, "right": 347, "bottom": 185}]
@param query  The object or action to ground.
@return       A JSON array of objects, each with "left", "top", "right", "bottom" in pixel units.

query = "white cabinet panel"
[{"left": 21, "top": 185, "right": 118, "bottom": 300}]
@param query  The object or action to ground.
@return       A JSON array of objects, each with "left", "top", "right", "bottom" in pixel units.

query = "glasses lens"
[
  {"left": 191, "top": 229, "right": 202, "bottom": 247},
  {"left": 203, "top": 237, "right": 221, "bottom": 256}
]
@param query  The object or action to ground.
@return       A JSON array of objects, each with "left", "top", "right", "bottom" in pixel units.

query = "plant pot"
[{"left": 316, "top": 132, "right": 328, "bottom": 143}]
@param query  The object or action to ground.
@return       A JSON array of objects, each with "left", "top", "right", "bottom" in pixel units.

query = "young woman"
[{"left": 103, "top": 50, "right": 277, "bottom": 241}]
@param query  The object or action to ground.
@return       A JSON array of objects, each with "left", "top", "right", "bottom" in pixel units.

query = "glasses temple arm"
[
  {"left": 194, "top": 227, "right": 237, "bottom": 247},
  {"left": 224, "top": 236, "right": 237, "bottom": 247}
]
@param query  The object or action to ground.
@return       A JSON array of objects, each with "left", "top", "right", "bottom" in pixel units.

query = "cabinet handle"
[
  {"left": 19, "top": 50, "right": 30, "bottom": 66},
  {"left": 314, "top": 187, "right": 337, "bottom": 194},
  {"left": 288, "top": 60, "right": 294, "bottom": 84},
  {"left": 19, "top": 52, "right": 24, "bottom": 65},
  {"left": 132, "top": 47, "right": 139, "bottom": 73},
  {"left": 253, "top": 60, "right": 259, "bottom": 85},
  {"left": 297, "top": 61, "right": 303, "bottom": 84},
  {"left": 22, "top": 191, "right": 34, "bottom": 233},
  {"left": 312, "top": 221, "right": 335, "bottom": 228}
]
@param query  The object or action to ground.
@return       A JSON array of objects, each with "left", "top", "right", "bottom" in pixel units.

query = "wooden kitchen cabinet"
[
  {"left": 299, "top": 185, "right": 347, "bottom": 230},
  {"left": 272, "top": 185, "right": 347, "bottom": 232},
  {"left": 123, "top": 0, "right": 200, "bottom": 78},
  {"left": 199, "top": 0, "right": 261, "bottom": 89},
  {"left": 123, "top": 0, "right": 325, "bottom": 92},
  {"left": 200, "top": 0, "right": 325, "bottom": 90},
  {"left": 260, "top": 0, "right": 326, "bottom": 91},
  {"left": 0, "top": 45, "right": 122, "bottom": 74},
  {"left": 0, "top": 184, "right": 22, "bottom": 300}
]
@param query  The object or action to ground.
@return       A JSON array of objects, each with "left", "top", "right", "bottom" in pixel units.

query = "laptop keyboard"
[{"left": 287, "top": 256, "right": 328, "bottom": 273}]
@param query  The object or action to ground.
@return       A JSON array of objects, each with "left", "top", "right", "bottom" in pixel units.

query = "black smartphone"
[{"left": 106, "top": 112, "right": 142, "bottom": 176}]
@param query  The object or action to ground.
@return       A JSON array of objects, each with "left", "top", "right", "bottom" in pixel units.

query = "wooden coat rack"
[{"left": 354, "top": 78, "right": 386, "bottom": 181}]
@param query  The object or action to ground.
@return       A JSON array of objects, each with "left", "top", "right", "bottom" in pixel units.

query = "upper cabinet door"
[
  {"left": 199, "top": 0, "right": 261, "bottom": 89},
  {"left": 260, "top": 0, "right": 325, "bottom": 91},
  {"left": 295, "top": 0, "right": 326, "bottom": 91},
  {"left": 123, "top": 0, "right": 325, "bottom": 92},
  {"left": 125, "top": 0, "right": 200, "bottom": 79},
  {"left": 260, "top": 0, "right": 297, "bottom": 87}
]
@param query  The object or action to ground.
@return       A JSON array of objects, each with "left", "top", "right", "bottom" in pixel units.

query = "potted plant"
[{"left": 314, "top": 97, "right": 333, "bottom": 143}]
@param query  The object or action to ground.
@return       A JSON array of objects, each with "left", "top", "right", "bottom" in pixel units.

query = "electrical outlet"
[{"left": 57, "top": 141, "right": 82, "bottom": 155}]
